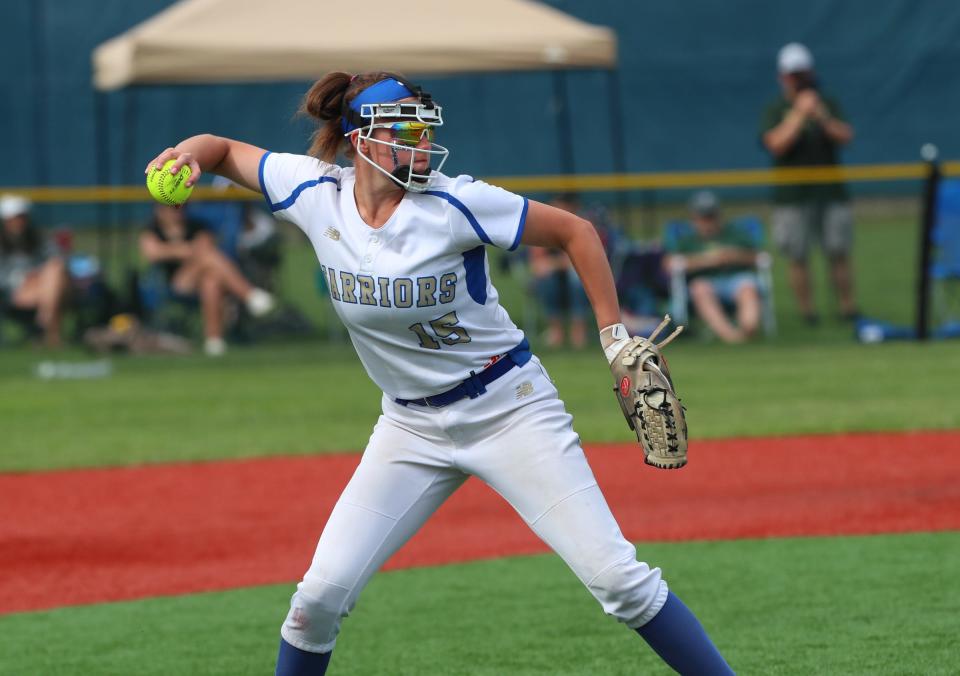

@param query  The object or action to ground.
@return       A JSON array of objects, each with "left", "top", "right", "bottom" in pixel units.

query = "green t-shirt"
[
  {"left": 760, "top": 94, "right": 850, "bottom": 204},
  {"left": 664, "top": 221, "right": 757, "bottom": 281}
]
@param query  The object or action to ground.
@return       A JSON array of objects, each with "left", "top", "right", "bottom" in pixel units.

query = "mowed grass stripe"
[
  {"left": 1, "top": 339, "right": 959, "bottom": 472},
  {"left": 0, "top": 532, "right": 956, "bottom": 675}
]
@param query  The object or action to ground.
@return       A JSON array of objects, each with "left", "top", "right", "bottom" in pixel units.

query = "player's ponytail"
[
  {"left": 301, "top": 71, "right": 352, "bottom": 162},
  {"left": 300, "top": 71, "right": 409, "bottom": 162}
]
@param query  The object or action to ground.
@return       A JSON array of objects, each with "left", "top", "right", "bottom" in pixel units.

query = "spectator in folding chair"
[
  {"left": 139, "top": 204, "right": 276, "bottom": 356},
  {"left": 185, "top": 175, "right": 245, "bottom": 262},
  {"left": 188, "top": 178, "right": 285, "bottom": 311},
  {"left": 528, "top": 194, "right": 591, "bottom": 348},
  {"left": 614, "top": 241, "right": 671, "bottom": 338},
  {"left": 0, "top": 195, "right": 70, "bottom": 347},
  {"left": 233, "top": 204, "right": 317, "bottom": 342},
  {"left": 663, "top": 191, "right": 763, "bottom": 343},
  {"left": 236, "top": 206, "right": 284, "bottom": 293}
]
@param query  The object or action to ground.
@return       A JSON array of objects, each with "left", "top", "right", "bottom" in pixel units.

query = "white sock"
[
  {"left": 204, "top": 337, "right": 227, "bottom": 357},
  {"left": 246, "top": 288, "right": 276, "bottom": 317}
]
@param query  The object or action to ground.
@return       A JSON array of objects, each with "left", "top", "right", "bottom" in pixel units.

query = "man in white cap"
[
  {"left": 761, "top": 42, "right": 858, "bottom": 325},
  {"left": 0, "top": 194, "right": 70, "bottom": 346}
]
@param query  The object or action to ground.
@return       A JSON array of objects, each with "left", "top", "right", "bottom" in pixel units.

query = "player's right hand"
[{"left": 144, "top": 148, "right": 202, "bottom": 188}]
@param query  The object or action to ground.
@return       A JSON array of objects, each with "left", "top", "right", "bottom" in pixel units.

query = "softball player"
[{"left": 148, "top": 72, "right": 733, "bottom": 675}]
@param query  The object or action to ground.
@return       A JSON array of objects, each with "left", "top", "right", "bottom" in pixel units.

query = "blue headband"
[{"left": 341, "top": 78, "right": 416, "bottom": 133}]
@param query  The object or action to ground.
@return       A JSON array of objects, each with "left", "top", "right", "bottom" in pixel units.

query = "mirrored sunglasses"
[{"left": 387, "top": 122, "right": 435, "bottom": 146}]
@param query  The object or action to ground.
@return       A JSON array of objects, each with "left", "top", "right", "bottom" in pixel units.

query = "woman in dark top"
[
  {"left": 0, "top": 195, "right": 69, "bottom": 347},
  {"left": 139, "top": 204, "right": 275, "bottom": 356}
]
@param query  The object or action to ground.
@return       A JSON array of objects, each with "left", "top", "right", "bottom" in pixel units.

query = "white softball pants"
[{"left": 280, "top": 356, "right": 669, "bottom": 653}]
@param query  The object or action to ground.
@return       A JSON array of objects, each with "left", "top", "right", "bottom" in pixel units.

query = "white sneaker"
[
  {"left": 246, "top": 288, "right": 276, "bottom": 318},
  {"left": 204, "top": 337, "right": 227, "bottom": 357}
]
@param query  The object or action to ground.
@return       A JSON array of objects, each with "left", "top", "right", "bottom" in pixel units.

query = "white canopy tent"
[
  {"left": 93, "top": 0, "right": 616, "bottom": 90},
  {"left": 91, "top": 0, "right": 623, "bottom": 174}
]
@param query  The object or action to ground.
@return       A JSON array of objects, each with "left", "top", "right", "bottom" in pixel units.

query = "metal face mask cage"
[{"left": 343, "top": 81, "right": 449, "bottom": 192}]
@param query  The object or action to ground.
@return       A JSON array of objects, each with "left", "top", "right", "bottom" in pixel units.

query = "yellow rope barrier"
[
  {"left": 2, "top": 161, "right": 956, "bottom": 203},
  {"left": 491, "top": 163, "right": 933, "bottom": 193}
]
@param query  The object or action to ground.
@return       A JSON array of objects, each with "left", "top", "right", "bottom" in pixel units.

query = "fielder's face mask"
[{"left": 342, "top": 77, "right": 448, "bottom": 192}]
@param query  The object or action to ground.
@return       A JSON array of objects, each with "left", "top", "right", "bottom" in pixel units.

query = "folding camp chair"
[
  {"left": 664, "top": 216, "right": 776, "bottom": 336},
  {"left": 932, "top": 179, "right": 960, "bottom": 329}
]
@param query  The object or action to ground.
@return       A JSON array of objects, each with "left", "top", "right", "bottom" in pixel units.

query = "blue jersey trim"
[
  {"left": 424, "top": 190, "right": 493, "bottom": 245},
  {"left": 509, "top": 197, "right": 529, "bottom": 251},
  {"left": 269, "top": 176, "right": 340, "bottom": 213},
  {"left": 462, "top": 245, "right": 488, "bottom": 305},
  {"left": 257, "top": 151, "right": 272, "bottom": 210}
]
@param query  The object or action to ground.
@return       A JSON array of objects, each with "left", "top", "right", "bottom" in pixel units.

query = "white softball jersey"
[
  {"left": 262, "top": 151, "right": 671, "bottom": 652},
  {"left": 258, "top": 152, "right": 527, "bottom": 399}
]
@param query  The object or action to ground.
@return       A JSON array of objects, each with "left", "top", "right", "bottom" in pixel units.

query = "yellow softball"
[{"left": 146, "top": 159, "right": 194, "bottom": 206}]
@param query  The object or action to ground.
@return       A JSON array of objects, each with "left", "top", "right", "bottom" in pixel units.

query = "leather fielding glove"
[{"left": 600, "top": 316, "right": 688, "bottom": 469}]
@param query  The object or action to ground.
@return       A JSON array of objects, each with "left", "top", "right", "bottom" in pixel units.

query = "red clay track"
[{"left": 2, "top": 430, "right": 960, "bottom": 615}]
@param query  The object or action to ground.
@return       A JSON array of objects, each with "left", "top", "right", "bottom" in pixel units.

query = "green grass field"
[
  {"left": 2, "top": 203, "right": 958, "bottom": 674},
  {"left": 2, "top": 534, "right": 957, "bottom": 675},
  {"left": 1, "top": 208, "right": 952, "bottom": 472},
  {"left": 1, "top": 337, "right": 958, "bottom": 472}
]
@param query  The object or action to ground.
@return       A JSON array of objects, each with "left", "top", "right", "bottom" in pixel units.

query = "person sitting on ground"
[
  {"left": 663, "top": 191, "right": 762, "bottom": 343},
  {"left": 139, "top": 204, "right": 275, "bottom": 356},
  {"left": 0, "top": 195, "right": 70, "bottom": 347}
]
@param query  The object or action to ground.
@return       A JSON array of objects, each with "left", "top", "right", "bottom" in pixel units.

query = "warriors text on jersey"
[{"left": 259, "top": 152, "right": 529, "bottom": 399}]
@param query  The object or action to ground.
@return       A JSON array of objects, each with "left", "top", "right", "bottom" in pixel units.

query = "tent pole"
[
  {"left": 94, "top": 90, "right": 110, "bottom": 270},
  {"left": 120, "top": 87, "right": 139, "bottom": 272},
  {"left": 31, "top": 0, "right": 50, "bottom": 187},
  {"left": 605, "top": 67, "right": 631, "bottom": 232},
  {"left": 551, "top": 70, "right": 575, "bottom": 178}
]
